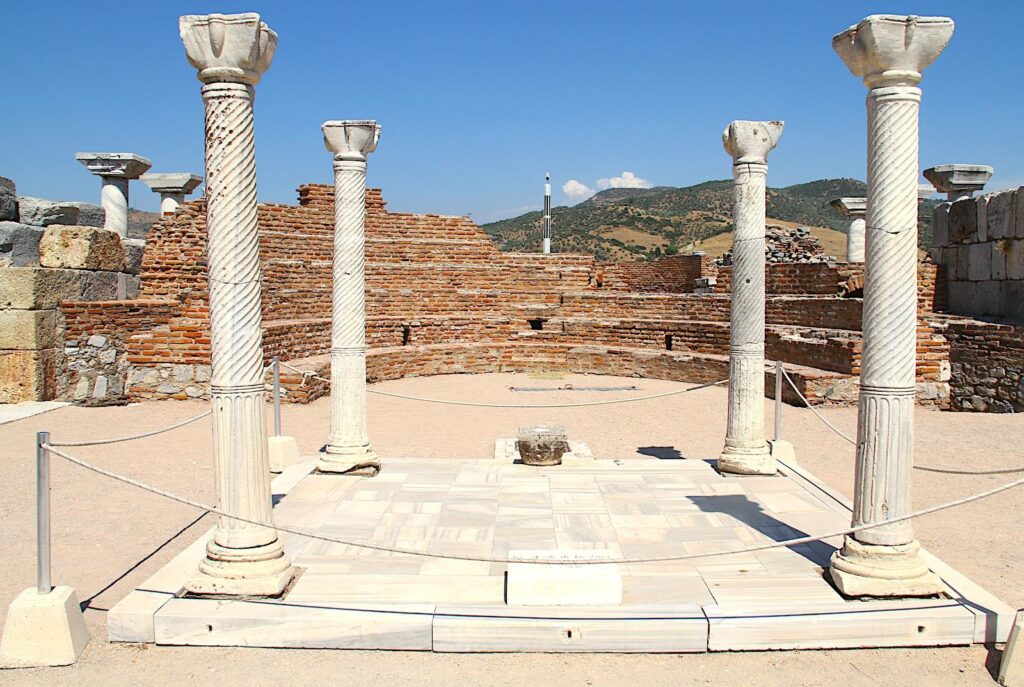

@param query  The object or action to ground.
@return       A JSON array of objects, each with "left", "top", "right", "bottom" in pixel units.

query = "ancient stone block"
[
  {"left": 931, "top": 203, "right": 949, "bottom": 248},
  {"left": 17, "top": 197, "right": 80, "bottom": 227},
  {"left": 0, "top": 177, "right": 16, "bottom": 222},
  {"left": 954, "top": 244, "right": 970, "bottom": 280},
  {"left": 0, "top": 348, "right": 57, "bottom": 402},
  {"left": 121, "top": 238, "right": 146, "bottom": 275},
  {"left": 39, "top": 225, "right": 125, "bottom": 271},
  {"left": 993, "top": 241, "right": 1008, "bottom": 280},
  {"left": 516, "top": 425, "right": 569, "bottom": 466},
  {"left": 0, "top": 309, "right": 58, "bottom": 349},
  {"left": 1017, "top": 188, "right": 1024, "bottom": 239},
  {"left": 64, "top": 202, "right": 106, "bottom": 228},
  {"left": 947, "top": 280, "right": 976, "bottom": 315},
  {"left": 1008, "top": 240, "right": 1024, "bottom": 280},
  {"left": 986, "top": 189, "right": 1016, "bottom": 240},
  {"left": 976, "top": 195, "right": 988, "bottom": 243},
  {"left": 967, "top": 242, "right": 991, "bottom": 281},
  {"left": 82, "top": 270, "right": 120, "bottom": 300},
  {"left": 1001, "top": 281, "right": 1024, "bottom": 323},
  {"left": 949, "top": 198, "right": 977, "bottom": 244},
  {"left": 116, "top": 273, "right": 140, "bottom": 299},
  {"left": 0, "top": 268, "right": 78, "bottom": 309},
  {"left": 975, "top": 281, "right": 1001, "bottom": 317},
  {"left": 0, "top": 222, "right": 44, "bottom": 267}
]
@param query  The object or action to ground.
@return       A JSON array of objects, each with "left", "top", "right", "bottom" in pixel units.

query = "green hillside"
[{"left": 482, "top": 179, "right": 937, "bottom": 261}]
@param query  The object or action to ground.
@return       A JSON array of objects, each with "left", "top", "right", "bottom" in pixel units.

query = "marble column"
[
  {"left": 923, "top": 164, "right": 993, "bottom": 201},
  {"left": 179, "top": 12, "right": 293, "bottom": 596},
  {"left": 719, "top": 120, "right": 783, "bottom": 476},
  {"left": 830, "top": 197, "right": 867, "bottom": 263},
  {"left": 140, "top": 173, "right": 203, "bottom": 214},
  {"left": 318, "top": 120, "right": 381, "bottom": 474},
  {"left": 74, "top": 153, "right": 152, "bottom": 237},
  {"left": 828, "top": 14, "right": 953, "bottom": 597}
]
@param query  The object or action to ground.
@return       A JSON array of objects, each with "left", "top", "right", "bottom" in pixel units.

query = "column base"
[
  {"left": 185, "top": 539, "right": 294, "bottom": 597},
  {"left": 0, "top": 586, "right": 90, "bottom": 667},
  {"left": 828, "top": 537, "right": 944, "bottom": 598},
  {"left": 718, "top": 445, "right": 776, "bottom": 476},
  {"left": 317, "top": 444, "right": 381, "bottom": 476}
]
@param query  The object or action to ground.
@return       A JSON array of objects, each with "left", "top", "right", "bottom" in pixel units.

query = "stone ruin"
[{"left": 717, "top": 224, "right": 830, "bottom": 266}]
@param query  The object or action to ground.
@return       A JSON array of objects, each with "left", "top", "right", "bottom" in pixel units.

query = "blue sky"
[{"left": 2, "top": 1, "right": 1021, "bottom": 223}]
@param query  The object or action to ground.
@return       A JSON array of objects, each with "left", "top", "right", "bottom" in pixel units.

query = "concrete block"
[
  {"left": 39, "top": 225, "right": 125, "bottom": 271},
  {"left": 0, "top": 177, "right": 16, "bottom": 221},
  {"left": 976, "top": 281, "right": 1002, "bottom": 317},
  {"left": 987, "top": 189, "right": 1017, "bottom": 240},
  {"left": 947, "top": 281, "right": 977, "bottom": 315},
  {"left": 1001, "top": 281, "right": 1024, "bottom": 324},
  {"left": 0, "top": 349, "right": 58, "bottom": 402},
  {"left": 949, "top": 197, "right": 977, "bottom": 244},
  {"left": 122, "top": 238, "right": 146, "bottom": 275},
  {"left": 0, "top": 309, "right": 58, "bottom": 349},
  {"left": 0, "top": 222, "right": 44, "bottom": 267},
  {"left": 64, "top": 202, "right": 105, "bottom": 228},
  {"left": 506, "top": 550, "right": 622, "bottom": 606},
  {"left": 16, "top": 197, "right": 80, "bottom": 227},
  {"left": 268, "top": 435, "right": 301, "bottom": 473},
  {"left": 1008, "top": 240, "right": 1024, "bottom": 280},
  {"left": 968, "top": 242, "right": 992, "bottom": 281},
  {"left": 0, "top": 586, "right": 90, "bottom": 667}
]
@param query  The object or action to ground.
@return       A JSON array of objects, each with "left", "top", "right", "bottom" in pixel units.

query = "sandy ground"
[{"left": 0, "top": 371, "right": 1022, "bottom": 686}]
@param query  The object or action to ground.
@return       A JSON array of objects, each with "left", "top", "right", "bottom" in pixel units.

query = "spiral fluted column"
[
  {"left": 828, "top": 14, "right": 953, "bottom": 597},
  {"left": 719, "top": 120, "right": 783, "bottom": 476},
  {"left": 179, "top": 12, "right": 293, "bottom": 596},
  {"left": 319, "top": 120, "right": 381, "bottom": 474}
]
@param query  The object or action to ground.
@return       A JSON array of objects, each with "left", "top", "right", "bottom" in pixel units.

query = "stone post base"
[
  {"left": 767, "top": 439, "right": 797, "bottom": 464},
  {"left": 829, "top": 538, "right": 943, "bottom": 598},
  {"left": 718, "top": 445, "right": 776, "bottom": 476},
  {"left": 185, "top": 540, "right": 294, "bottom": 597},
  {"left": 317, "top": 445, "right": 380, "bottom": 476},
  {"left": 268, "top": 435, "right": 300, "bottom": 474},
  {"left": 0, "top": 586, "right": 90, "bottom": 667},
  {"left": 1000, "top": 610, "right": 1024, "bottom": 686}
]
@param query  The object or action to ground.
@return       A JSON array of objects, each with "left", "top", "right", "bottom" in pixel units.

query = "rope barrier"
[
  {"left": 279, "top": 361, "right": 728, "bottom": 409},
  {"left": 48, "top": 410, "right": 212, "bottom": 448},
  {"left": 779, "top": 367, "right": 857, "bottom": 445},
  {"left": 44, "top": 443, "right": 1024, "bottom": 565}
]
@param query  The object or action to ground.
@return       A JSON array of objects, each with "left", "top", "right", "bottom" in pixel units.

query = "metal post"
[
  {"left": 272, "top": 355, "right": 282, "bottom": 438},
  {"left": 36, "top": 431, "right": 51, "bottom": 595},
  {"left": 774, "top": 361, "right": 783, "bottom": 441}
]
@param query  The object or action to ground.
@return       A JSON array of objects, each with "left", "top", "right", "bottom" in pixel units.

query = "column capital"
[
  {"left": 830, "top": 197, "right": 867, "bottom": 218},
  {"left": 923, "top": 164, "right": 993, "bottom": 198},
  {"left": 832, "top": 15, "right": 953, "bottom": 89},
  {"left": 721, "top": 121, "right": 783, "bottom": 166},
  {"left": 322, "top": 120, "right": 381, "bottom": 162},
  {"left": 180, "top": 13, "right": 277, "bottom": 85},
  {"left": 140, "top": 173, "right": 203, "bottom": 195},
  {"left": 75, "top": 152, "right": 152, "bottom": 179}
]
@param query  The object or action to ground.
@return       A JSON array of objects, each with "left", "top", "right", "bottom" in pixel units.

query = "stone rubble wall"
[
  {"left": 932, "top": 186, "right": 1024, "bottom": 322},
  {"left": 0, "top": 176, "right": 143, "bottom": 403},
  {"left": 945, "top": 321, "right": 1024, "bottom": 412}
]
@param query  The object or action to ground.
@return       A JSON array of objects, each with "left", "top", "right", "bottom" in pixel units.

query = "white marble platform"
[
  {"left": 0, "top": 401, "right": 68, "bottom": 426},
  {"left": 108, "top": 454, "right": 1014, "bottom": 652}
]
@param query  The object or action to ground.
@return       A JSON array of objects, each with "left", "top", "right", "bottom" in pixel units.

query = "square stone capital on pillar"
[
  {"left": 832, "top": 14, "right": 954, "bottom": 87},
  {"left": 140, "top": 173, "right": 203, "bottom": 195},
  {"left": 180, "top": 12, "right": 277, "bottom": 84},
  {"left": 322, "top": 120, "right": 381, "bottom": 162},
  {"left": 830, "top": 197, "right": 867, "bottom": 218},
  {"left": 75, "top": 153, "right": 152, "bottom": 179},
  {"left": 721, "top": 120, "right": 783, "bottom": 165},
  {"left": 923, "top": 164, "right": 994, "bottom": 199}
]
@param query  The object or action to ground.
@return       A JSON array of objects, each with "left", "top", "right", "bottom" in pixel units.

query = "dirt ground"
[{"left": 0, "top": 372, "right": 1021, "bottom": 686}]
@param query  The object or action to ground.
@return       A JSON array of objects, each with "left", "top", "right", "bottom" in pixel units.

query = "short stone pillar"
[
  {"left": 140, "top": 173, "right": 203, "bottom": 214},
  {"left": 319, "top": 120, "right": 381, "bottom": 474},
  {"left": 830, "top": 197, "right": 867, "bottom": 262},
  {"left": 179, "top": 12, "right": 293, "bottom": 596},
  {"left": 75, "top": 153, "right": 152, "bottom": 237},
  {"left": 923, "top": 164, "right": 993, "bottom": 200},
  {"left": 516, "top": 426, "right": 569, "bottom": 466},
  {"left": 719, "top": 120, "right": 783, "bottom": 476},
  {"left": 828, "top": 14, "right": 952, "bottom": 597}
]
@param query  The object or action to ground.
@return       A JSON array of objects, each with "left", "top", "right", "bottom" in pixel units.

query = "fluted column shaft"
[
  {"left": 850, "top": 83, "right": 921, "bottom": 547},
  {"left": 100, "top": 177, "right": 129, "bottom": 237},
  {"left": 324, "top": 157, "right": 374, "bottom": 460},
  {"left": 724, "top": 161, "right": 769, "bottom": 457}
]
